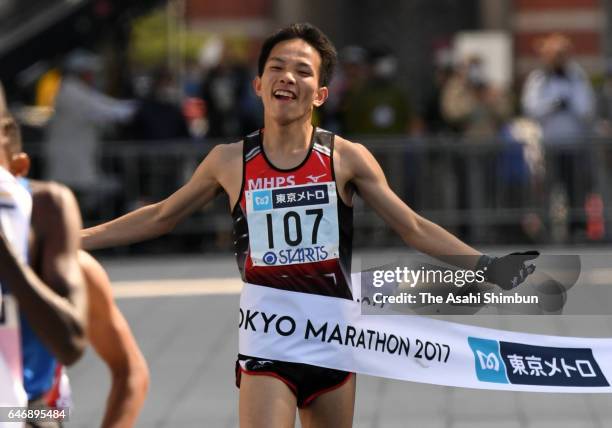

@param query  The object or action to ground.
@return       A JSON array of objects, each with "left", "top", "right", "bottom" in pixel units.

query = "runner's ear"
[
  {"left": 253, "top": 77, "right": 263, "bottom": 98},
  {"left": 313, "top": 86, "right": 328, "bottom": 107},
  {"left": 10, "top": 152, "right": 30, "bottom": 177}
]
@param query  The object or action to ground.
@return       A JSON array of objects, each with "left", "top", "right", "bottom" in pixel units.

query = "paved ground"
[{"left": 65, "top": 249, "right": 612, "bottom": 427}]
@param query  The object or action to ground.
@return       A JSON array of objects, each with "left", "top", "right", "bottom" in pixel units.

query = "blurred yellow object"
[{"left": 36, "top": 69, "right": 62, "bottom": 107}]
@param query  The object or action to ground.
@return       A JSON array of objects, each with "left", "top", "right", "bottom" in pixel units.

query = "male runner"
[
  {"left": 1, "top": 102, "right": 88, "bottom": 427},
  {"left": 82, "top": 23, "right": 536, "bottom": 428},
  {"left": 0, "top": 105, "right": 149, "bottom": 427},
  {"left": 37, "top": 251, "right": 150, "bottom": 428}
]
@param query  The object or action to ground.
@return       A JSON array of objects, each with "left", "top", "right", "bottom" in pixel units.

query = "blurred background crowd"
[{"left": 2, "top": 0, "right": 612, "bottom": 253}]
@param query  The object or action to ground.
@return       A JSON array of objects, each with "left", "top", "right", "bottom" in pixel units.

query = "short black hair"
[{"left": 258, "top": 23, "right": 337, "bottom": 87}]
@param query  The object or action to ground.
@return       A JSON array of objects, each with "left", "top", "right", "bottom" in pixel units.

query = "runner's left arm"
[
  {"left": 79, "top": 251, "right": 149, "bottom": 428},
  {"left": 340, "top": 140, "right": 538, "bottom": 288},
  {"left": 339, "top": 140, "right": 481, "bottom": 268}
]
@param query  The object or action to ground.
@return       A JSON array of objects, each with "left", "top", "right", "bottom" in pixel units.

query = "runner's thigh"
[
  {"left": 298, "top": 374, "right": 356, "bottom": 428},
  {"left": 239, "top": 372, "right": 297, "bottom": 428}
]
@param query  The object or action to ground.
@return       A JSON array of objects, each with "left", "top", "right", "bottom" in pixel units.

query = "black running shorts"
[{"left": 235, "top": 354, "right": 353, "bottom": 408}]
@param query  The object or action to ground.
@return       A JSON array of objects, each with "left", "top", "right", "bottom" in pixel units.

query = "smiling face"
[{"left": 254, "top": 38, "right": 328, "bottom": 126}]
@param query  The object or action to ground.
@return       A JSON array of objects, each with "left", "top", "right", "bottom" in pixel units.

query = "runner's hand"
[{"left": 477, "top": 251, "right": 539, "bottom": 290}]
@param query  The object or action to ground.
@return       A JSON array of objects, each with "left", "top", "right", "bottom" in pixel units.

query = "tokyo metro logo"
[
  {"left": 476, "top": 350, "right": 500, "bottom": 371},
  {"left": 468, "top": 337, "right": 509, "bottom": 384},
  {"left": 251, "top": 190, "right": 273, "bottom": 211},
  {"left": 468, "top": 336, "right": 609, "bottom": 387}
]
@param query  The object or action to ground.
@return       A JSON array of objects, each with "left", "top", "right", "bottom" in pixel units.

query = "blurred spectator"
[
  {"left": 45, "top": 50, "right": 135, "bottom": 194},
  {"left": 344, "top": 49, "right": 412, "bottom": 135},
  {"left": 439, "top": 55, "right": 510, "bottom": 240},
  {"left": 124, "top": 68, "right": 190, "bottom": 205},
  {"left": 418, "top": 48, "right": 454, "bottom": 135},
  {"left": 200, "top": 43, "right": 259, "bottom": 138},
  {"left": 126, "top": 68, "right": 189, "bottom": 141},
  {"left": 441, "top": 56, "right": 511, "bottom": 138},
  {"left": 496, "top": 118, "right": 546, "bottom": 243},
  {"left": 183, "top": 97, "right": 207, "bottom": 139},
  {"left": 521, "top": 33, "right": 596, "bottom": 239},
  {"left": 183, "top": 58, "right": 204, "bottom": 98},
  {"left": 521, "top": 33, "right": 594, "bottom": 143},
  {"left": 322, "top": 45, "right": 369, "bottom": 134},
  {"left": 416, "top": 49, "right": 456, "bottom": 220},
  {"left": 596, "top": 59, "right": 612, "bottom": 136}
]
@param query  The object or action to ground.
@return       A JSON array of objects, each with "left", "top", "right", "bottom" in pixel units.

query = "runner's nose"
[{"left": 279, "top": 71, "right": 296, "bottom": 85}]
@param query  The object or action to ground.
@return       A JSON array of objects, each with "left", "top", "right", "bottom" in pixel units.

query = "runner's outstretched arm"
[
  {"left": 81, "top": 144, "right": 226, "bottom": 250},
  {"left": 79, "top": 251, "right": 149, "bottom": 428},
  {"left": 0, "top": 182, "right": 87, "bottom": 365},
  {"left": 338, "top": 139, "right": 538, "bottom": 287},
  {"left": 339, "top": 140, "right": 481, "bottom": 267}
]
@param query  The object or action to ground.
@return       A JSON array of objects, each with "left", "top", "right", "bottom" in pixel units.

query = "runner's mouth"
[{"left": 273, "top": 89, "right": 297, "bottom": 101}]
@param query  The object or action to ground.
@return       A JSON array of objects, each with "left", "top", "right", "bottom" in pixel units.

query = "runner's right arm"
[
  {"left": 82, "top": 145, "right": 226, "bottom": 250},
  {"left": 0, "top": 182, "right": 87, "bottom": 365}
]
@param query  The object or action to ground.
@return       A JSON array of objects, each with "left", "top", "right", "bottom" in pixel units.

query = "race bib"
[{"left": 246, "top": 182, "right": 339, "bottom": 266}]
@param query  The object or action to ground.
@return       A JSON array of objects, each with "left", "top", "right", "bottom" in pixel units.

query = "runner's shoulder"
[
  {"left": 334, "top": 135, "right": 370, "bottom": 158},
  {"left": 29, "top": 180, "right": 78, "bottom": 216},
  {"left": 333, "top": 135, "right": 374, "bottom": 173},
  {"left": 77, "top": 250, "right": 112, "bottom": 301},
  {"left": 29, "top": 180, "right": 80, "bottom": 243},
  {"left": 207, "top": 140, "right": 243, "bottom": 165}
]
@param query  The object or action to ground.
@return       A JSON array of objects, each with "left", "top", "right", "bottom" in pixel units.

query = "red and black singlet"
[{"left": 232, "top": 128, "right": 353, "bottom": 299}]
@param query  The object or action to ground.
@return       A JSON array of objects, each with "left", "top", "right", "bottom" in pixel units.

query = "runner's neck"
[{"left": 262, "top": 122, "right": 314, "bottom": 156}]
